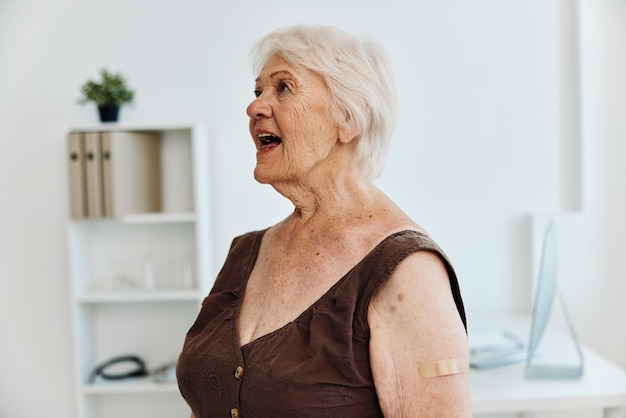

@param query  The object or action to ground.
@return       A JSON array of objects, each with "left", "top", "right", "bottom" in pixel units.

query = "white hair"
[{"left": 250, "top": 24, "right": 398, "bottom": 179}]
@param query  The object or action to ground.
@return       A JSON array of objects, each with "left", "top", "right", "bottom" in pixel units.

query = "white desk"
[{"left": 469, "top": 318, "right": 626, "bottom": 417}]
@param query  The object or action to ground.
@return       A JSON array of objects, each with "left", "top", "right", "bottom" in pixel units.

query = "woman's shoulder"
[
  {"left": 382, "top": 228, "right": 447, "bottom": 258},
  {"left": 360, "top": 228, "right": 445, "bottom": 281},
  {"left": 369, "top": 228, "right": 467, "bottom": 330}
]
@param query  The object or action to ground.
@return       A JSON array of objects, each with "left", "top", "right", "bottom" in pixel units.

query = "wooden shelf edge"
[
  {"left": 77, "top": 290, "right": 203, "bottom": 304},
  {"left": 82, "top": 379, "right": 179, "bottom": 395}
]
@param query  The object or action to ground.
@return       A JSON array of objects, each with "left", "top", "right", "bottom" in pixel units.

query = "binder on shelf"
[
  {"left": 67, "top": 133, "right": 87, "bottom": 219},
  {"left": 84, "top": 132, "right": 104, "bottom": 218},
  {"left": 67, "top": 130, "right": 162, "bottom": 219},
  {"left": 101, "top": 131, "right": 161, "bottom": 217}
]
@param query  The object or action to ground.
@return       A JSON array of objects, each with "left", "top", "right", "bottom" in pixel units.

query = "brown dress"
[{"left": 177, "top": 229, "right": 466, "bottom": 418}]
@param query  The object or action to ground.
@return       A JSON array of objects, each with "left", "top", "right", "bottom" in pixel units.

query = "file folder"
[
  {"left": 101, "top": 131, "right": 161, "bottom": 217},
  {"left": 67, "top": 130, "right": 162, "bottom": 219},
  {"left": 84, "top": 132, "right": 103, "bottom": 218},
  {"left": 67, "top": 132, "right": 87, "bottom": 219}
]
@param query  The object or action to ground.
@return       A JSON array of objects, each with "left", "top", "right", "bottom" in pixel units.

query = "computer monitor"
[{"left": 524, "top": 219, "right": 584, "bottom": 379}]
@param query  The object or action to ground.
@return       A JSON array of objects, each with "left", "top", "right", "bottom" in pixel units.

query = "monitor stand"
[{"left": 524, "top": 289, "right": 584, "bottom": 379}]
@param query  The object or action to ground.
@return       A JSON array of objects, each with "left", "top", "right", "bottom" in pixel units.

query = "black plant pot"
[{"left": 98, "top": 104, "right": 120, "bottom": 122}]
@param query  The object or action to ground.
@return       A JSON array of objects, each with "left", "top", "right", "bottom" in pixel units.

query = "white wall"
[
  {"left": 558, "top": 0, "right": 626, "bottom": 371},
  {"left": 0, "top": 0, "right": 623, "bottom": 417}
]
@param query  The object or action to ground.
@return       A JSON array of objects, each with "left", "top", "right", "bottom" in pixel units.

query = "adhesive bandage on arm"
[{"left": 418, "top": 358, "right": 468, "bottom": 378}]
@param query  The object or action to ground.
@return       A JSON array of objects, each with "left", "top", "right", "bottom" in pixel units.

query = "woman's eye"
[
  {"left": 278, "top": 81, "right": 291, "bottom": 93},
  {"left": 253, "top": 90, "right": 262, "bottom": 98}
]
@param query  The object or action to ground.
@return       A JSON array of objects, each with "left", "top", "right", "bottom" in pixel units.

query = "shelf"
[
  {"left": 67, "top": 123, "right": 211, "bottom": 418},
  {"left": 82, "top": 378, "right": 179, "bottom": 395},
  {"left": 77, "top": 290, "right": 203, "bottom": 304},
  {"left": 72, "top": 212, "right": 196, "bottom": 224},
  {"left": 117, "top": 212, "right": 196, "bottom": 224},
  {"left": 70, "top": 123, "right": 199, "bottom": 134}
]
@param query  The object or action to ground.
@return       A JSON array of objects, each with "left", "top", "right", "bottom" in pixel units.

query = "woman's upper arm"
[{"left": 368, "top": 250, "right": 471, "bottom": 417}]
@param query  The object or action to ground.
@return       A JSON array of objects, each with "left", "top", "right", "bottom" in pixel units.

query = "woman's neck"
[{"left": 275, "top": 168, "right": 379, "bottom": 222}]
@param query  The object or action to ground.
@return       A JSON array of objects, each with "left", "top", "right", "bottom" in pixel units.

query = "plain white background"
[{"left": 0, "top": 0, "right": 624, "bottom": 417}]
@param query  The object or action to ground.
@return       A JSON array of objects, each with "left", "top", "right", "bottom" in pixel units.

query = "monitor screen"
[
  {"left": 526, "top": 220, "right": 558, "bottom": 356},
  {"left": 524, "top": 219, "right": 584, "bottom": 379}
]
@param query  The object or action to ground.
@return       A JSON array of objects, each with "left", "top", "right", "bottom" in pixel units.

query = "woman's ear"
[
  {"left": 337, "top": 116, "right": 358, "bottom": 144},
  {"left": 338, "top": 126, "right": 357, "bottom": 144}
]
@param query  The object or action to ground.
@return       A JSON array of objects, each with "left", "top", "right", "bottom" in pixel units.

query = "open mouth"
[{"left": 258, "top": 132, "right": 282, "bottom": 151}]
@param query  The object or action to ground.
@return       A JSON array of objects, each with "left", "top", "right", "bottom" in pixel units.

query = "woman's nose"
[{"left": 246, "top": 93, "right": 273, "bottom": 119}]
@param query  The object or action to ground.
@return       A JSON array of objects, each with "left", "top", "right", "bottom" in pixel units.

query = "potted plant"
[{"left": 79, "top": 68, "right": 135, "bottom": 122}]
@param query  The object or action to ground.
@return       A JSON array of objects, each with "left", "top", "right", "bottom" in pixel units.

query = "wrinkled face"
[{"left": 246, "top": 54, "right": 342, "bottom": 185}]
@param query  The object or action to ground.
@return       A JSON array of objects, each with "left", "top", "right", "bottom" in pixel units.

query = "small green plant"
[{"left": 79, "top": 68, "right": 134, "bottom": 107}]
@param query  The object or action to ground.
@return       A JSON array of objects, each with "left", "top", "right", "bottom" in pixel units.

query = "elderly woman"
[{"left": 177, "top": 25, "right": 470, "bottom": 417}]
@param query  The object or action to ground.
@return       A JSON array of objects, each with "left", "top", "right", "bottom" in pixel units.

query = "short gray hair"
[{"left": 250, "top": 25, "right": 398, "bottom": 179}]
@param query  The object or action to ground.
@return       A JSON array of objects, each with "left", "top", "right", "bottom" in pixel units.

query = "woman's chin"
[{"left": 253, "top": 167, "right": 274, "bottom": 184}]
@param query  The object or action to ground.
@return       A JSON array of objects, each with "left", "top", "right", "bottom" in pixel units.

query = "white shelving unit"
[{"left": 66, "top": 124, "right": 212, "bottom": 418}]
